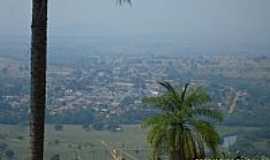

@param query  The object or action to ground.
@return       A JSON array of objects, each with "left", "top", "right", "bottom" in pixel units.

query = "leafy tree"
[
  {"left": 5, "top": 149, "right": 15, "bottom": 160},
  {"left": 82, "top": 123, "right": 92, "bottom": 132},
  {"left": 92, "top": 122, "right": 105, "bottom": 131},
  {"left": 143, "top": 81, "right": 223, "bottom": 160},
  {"left": 54, "top": 124, "right": 63, "bottom": 131},
  {"left": 50, "top": 154, "right": 60, "bottom": 160},
  {"left": 0, "top": 142, "right": 7, "bottom": 152}
]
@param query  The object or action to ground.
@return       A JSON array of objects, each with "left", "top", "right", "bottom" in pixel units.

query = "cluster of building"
[{"left": 1, "top": 54, "right": 267, "bottom": 124}]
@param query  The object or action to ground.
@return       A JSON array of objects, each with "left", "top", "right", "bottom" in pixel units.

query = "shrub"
[
  {"left": 54, "top": 124, "right": 63, "bottom": 131},
  {"left": 50, "top": 154, "right": 60, "bottom": 160},
  {"left": 5, "top": 149, "right": 15, "bottom": 160}
]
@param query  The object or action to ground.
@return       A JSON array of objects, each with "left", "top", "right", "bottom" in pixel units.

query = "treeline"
[
  {"left": 0, "top": 107, "right": 154, "bottom": 128},
  {"left": 230, "top": 127, "right": 270, "bottom": 156},
  {"left": 1, "top": 104, "right": 270, "bottom": 128},
  {"left": 223, "top": 105, "right": 270, "bottom": 127}
]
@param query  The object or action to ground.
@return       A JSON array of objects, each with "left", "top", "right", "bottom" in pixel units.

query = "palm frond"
[
  {"left": 143, "top": 90, "right": 180, "bottom": 112},
  {"left": 147, "top": 125, "right": 167, "bottom": 160},
  {"left": 158, "top": 81, "right": 177, "bottom": 95},
  {"left": 193, "top": 120, "right": 220, "bottom": 156},
  {"left": 143, "top": 81, "right": 223, "bottom": 159},
  {"left": 158, "top": 81, "right": 183, "bottom": 111},
  {"left": 142, "top": 114, "right": 167, "bottom": 128},
  {"left": 143, "top": 95, "right": 170, "bottom": 111},
  {"left": 181, "top": 83, "right": 189, "bottom": 102},
  {"left": 186, "top": 123, "right": 206, "bottom": 158},
  {"left": 188, "top": 133, "right": 199, "bottom": 159},
  {"left": 185, "top": 87, "right": 210, "bottom": 107}
]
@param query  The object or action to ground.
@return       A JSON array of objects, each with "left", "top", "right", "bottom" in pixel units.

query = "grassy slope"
[
  {"left": 0, "top": 124, "right": 148, "bottom": 160},
  {"left": 0, "top": 124, "right": 267, "bottom": 160}
]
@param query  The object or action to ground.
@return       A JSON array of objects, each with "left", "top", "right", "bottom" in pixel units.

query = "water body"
[{"left": 222, "top": 135, "right": 238, "bottom": 148}]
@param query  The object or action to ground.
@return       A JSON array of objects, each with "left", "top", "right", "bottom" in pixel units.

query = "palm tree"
[
  {"left": 143, "top": 81, "right": 223, "bottom": 160},
  {"left": 30, "top": 0, "right": 48, "bottom": 160},
  {"left": 29, "top": 1, "right": 130, "bottom": 160}
]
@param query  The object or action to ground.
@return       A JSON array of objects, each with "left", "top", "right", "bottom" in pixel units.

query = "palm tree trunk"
[
  {"left": 170, "top": 151, "right": 183, "bottom": 160},
  {"left": 169, "top": 150, "right": 181, "bottom": 160},
  {"left": 175, "top": 153, "right": 181, "bottom": 160},
  {"left": 30, "top": 0, "right": 48, "bottom": 160}
]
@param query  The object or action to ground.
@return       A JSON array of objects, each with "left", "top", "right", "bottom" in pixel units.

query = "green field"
[
  {"left": 0, "top": 124, "right": 149, "bottom": 160},
  {"left": 0, "top": 124, "right": 268, "bottom": 160}
]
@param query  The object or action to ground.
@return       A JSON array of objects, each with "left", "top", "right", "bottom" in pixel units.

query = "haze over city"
[{"left": 1, "top": 0, "right": 270, "bottom": 56}]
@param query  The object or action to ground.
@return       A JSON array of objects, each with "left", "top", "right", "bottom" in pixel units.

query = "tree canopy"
[{"left": 143, "top": 81, "right": 223, "bottom": 160}]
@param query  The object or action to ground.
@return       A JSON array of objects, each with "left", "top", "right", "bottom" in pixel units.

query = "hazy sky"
[{"left": 0, "top": 0, "right": 270, "bottom": 51}]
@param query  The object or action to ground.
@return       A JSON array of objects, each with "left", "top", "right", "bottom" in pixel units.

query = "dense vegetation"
[
  {"left": 143, "top": 81, "right": 223, "bottom": 160},
  {"left": 1, "top": 55, "right": 270, "bottom": 157}
]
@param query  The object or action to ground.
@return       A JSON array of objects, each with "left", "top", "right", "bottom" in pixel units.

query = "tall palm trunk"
[
  {"left": 169, "top": 151, "right": 181, "bottom": 160},
  {"left": 30, "top": 0, "right": 48, "bottom": 160}
]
